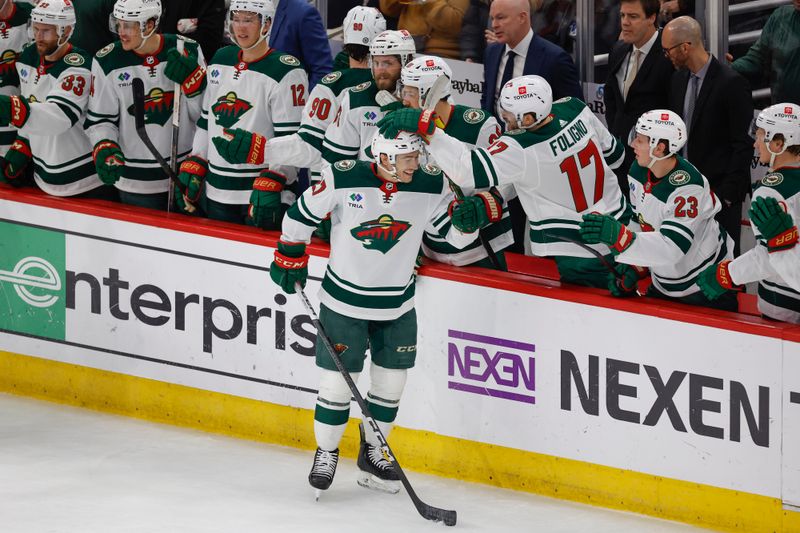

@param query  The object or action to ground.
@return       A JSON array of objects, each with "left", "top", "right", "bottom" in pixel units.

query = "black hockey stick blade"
[
  {"left": 293, "top": 283, "right": 457, "bottom": 526},
  {"left": 131, "top": 77, "right": 188, "bottom": 197}
]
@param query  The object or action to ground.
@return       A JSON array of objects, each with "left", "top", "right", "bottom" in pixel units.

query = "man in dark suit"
[
  {"left": 664, "top": 16, "right": 753, "bottom": 256},
  {"left": 481, "top": 0, "right": 582, "bottom": 253},
  {"left": 159, "top": 0, "right": 226, "bottom": 62},
  {"left": 604, "top": 0, "right": 674, "bottom": 197},
  {"left": 269, "top": 0, "right": 333, "bottom": 89}
]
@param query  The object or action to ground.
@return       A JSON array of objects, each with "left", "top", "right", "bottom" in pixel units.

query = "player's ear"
[{"left": 262, "top": 18, "right": 272, "bottom": 37}]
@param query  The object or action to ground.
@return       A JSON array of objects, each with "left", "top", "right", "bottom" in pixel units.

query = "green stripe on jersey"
[
  {"left": 758, "top": 280, "right": 800, "bottom": 313},
  {"left": 322, "top": 267, "right": 414, "bottom": 310},
  {"left": 33, "top": 159, "right": 96, "bottom": 185}
]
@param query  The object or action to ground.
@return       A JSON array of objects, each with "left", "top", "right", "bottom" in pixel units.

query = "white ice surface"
[{"left": 0, "top": 393, "right": 709, "bottom": 532}]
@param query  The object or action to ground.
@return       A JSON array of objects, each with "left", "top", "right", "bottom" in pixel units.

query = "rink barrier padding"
[{"left": 2, "top": 188, "right": 800, "bottom": 533}]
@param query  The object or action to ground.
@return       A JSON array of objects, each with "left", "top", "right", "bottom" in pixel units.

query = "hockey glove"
[
  {"left": 314, "top": 217, "right": 332, "bottom": 243},
  {"left": 213, "top": 128, "right": 267, "bottom": 166},
  {"left": 92, "top": 140, "right": 125, "bottom": 185},
  {"left": 176, "top": 155, "right": 207, "bottom": 213},
  {"left": 270, "top": 240, "right": 309, "bottom": 294},
  {"left": 1, "top": 137, "right": 31, "bottom": 183},
  {"left": 579, "top": 213, "right": 635, "bottom": 254},
  {"left": 378, "top": 99, "right": 404, "bottom": 114},
  {"left": 697, "top": 260, "right": 739, "bottom": 300},
  {"left": 164, "top": 48, "right": 207, "bottom": 98},
  {"left": 377, "top": 108, "right": 437, "bottom": 138},
  {"left": 0, "top": 95, "right": 30, "bottom": 128},
  {"left": 448, "top": 189, "right": 503, "bottom": 233},
  {"left": 608, "top": 263, "right": 648, "bottom": 298},
  {"left": 247, "top": 169, "right": 286, "bottom": 230},
  {"left": 749, "top": 196, "right": 798, "bottom": 252}
]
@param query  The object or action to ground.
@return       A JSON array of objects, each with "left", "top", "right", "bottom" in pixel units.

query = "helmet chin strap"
[
  {"left": 236, "top": 19, "right": 271, "bottom": 51},
  {"left": 765, "top": 140, "right": 787, "bottom": 169},
  {"left": 134, "top": 24, "right": 158, "bottom": 52},
  {"left": 377, "top": 159, "right": 400, "bottom": 182}
]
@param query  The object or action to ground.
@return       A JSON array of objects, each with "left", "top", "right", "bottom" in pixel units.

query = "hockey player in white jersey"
[
  {"left": 0, "top": 0, "right": 32, "bottom": 158},
  {"left": 208, "top": 5, "right": 384, "bottom": 232},
  {"left": 380, "top": 74, "right": 627, "bottom": 287},
  {"left": 579, "top": 109, "right": 737, "bottom": 310},
  {"left": 85, "top": 0, "right": 206, "bottom": 210},
  {"left": 379, "top": 55, "right": 513, "bottom": 269},
  {"left": 319, "top": 29, "right": 415, "bottom": 165},
  {"left": 698, "top": 103, "right": 800, "bottom": 321},
  {"left": 269, "top": 131, "right": 476, "bottom": 496},
  {"left": 174, "top": 0, "right": 307, "bottom": 226},
  {"left": 0, "top": 0, "right": 111, "bottom": 198}
]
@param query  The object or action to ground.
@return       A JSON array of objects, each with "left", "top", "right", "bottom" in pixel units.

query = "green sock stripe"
[
  {"left": 315, "top": 404, "right": 350, "bottom": 426},
  {"left": 366, "top": 400, "right": 398, "bottom": 424}
]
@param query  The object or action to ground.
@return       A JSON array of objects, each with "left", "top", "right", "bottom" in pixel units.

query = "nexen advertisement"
[{"left": 1, "top": 199, "right": 798, "bottom": 504}]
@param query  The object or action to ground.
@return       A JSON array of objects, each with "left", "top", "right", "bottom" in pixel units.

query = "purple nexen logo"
[{"left": 447, "top": 329, "right": 536, "bottom": 404}]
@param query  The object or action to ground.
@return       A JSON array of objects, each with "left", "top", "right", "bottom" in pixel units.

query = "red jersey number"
[{"left": 559, "top": 140, "right": 604, "bottom": 212}]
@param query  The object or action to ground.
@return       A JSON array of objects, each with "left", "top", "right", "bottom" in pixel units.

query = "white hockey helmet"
[
  {"left": 110, "top": 0, "right": 162, "bottom": 37},
  {"left": 499, "top": 75, "right": 552, "bottom": 128},
  {"left": 343, "top": 6, "right": 386, "bottom": 46},
  {"left": 401, "top": 55, "right": 452, "bottom": 106},
  {"left": 630, "top": 109, "right": 687, "bottom": 166},
  {"left": 227, "top": 0, "right": 275, "bottom": 49},
  {"left": 371, "top": 131, "right": 424, "bottom": 176},
  {"left": 369, "top": 30, "right": 416, "bottom": 66},
  {"left": 752, "top": 103, "right": 800, "bottom": 167},
  {"left": 30, "top": 0, "right": 76, "bottom": 44}
]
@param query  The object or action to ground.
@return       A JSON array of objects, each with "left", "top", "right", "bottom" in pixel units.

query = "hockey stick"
[
  {"left": 542, "top": 231, "right": 643, "bottom": 296},
  {"left": 168, "top": 37, "right": 185, "bottom": 213},
  {"left": 423, "top": 77, "right": 503, "bottom": 270},
  {"left": 294, "top": 283, "right": 457, "bottom": 527},
  {"left": 131, "top": 77, "right": 196, "bottom": 213}
]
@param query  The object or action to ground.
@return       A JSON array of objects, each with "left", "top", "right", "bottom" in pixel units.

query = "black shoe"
[
  {"left": 356, "top": 423, "right": 399, "bottom": 481},
  {"left": 309, "top": 447, "right": 339, "bottom": 491}
]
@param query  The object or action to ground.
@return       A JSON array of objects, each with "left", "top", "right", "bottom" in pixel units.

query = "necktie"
[
  {"left": 496, "top": 50, "right": 516, "bottom": 117},
  {"left": 622, "top": 49, "right": 641, "bottom": 101},
  {"left": 682, "top": 74, "right": 699, "bottom": 157}
]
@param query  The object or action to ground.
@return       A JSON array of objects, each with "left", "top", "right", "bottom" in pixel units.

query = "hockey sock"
[
  {"left": 314, "top": 369, "right": 359, "bottom": 451},
  {"left": 363, "top": 366, "right": 407, "bottom": 447}
]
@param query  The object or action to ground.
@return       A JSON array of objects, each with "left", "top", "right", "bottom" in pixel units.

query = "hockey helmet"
[
  {"left": 630, "top": 109, "right": 687, "bottom": 166},
  {"left": 110, "top": 0, "right": 162, "bottom": 37},
  {"left": 30, "top": 0, "right": 76, "bottom": 44},
  {"left": 499, "top": 75, "right": 552, "bottom": 128},
  {"left": 371, "top": 131, "right": 424, "bottom": 177},
  {"left": 369, "top": 30, "right": 416, "bottom": 66},
  {"left": 400, "top": 55, "right": 452, "bottom": 106},
  {"left": 227, "top": 0, "right": 275, "bottom": 49},
  {"left": 343, "top": 6, "right": 386, "bottom": 47}
]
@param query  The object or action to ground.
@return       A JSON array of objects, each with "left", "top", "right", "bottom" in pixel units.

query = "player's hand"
[
  {"left": 247, "top": 169, "right": 286, "bottom": 230},
  {"left": 377, "top": 108, "right": 437, "bottom": 138},
  {"left": 164, "top": 48, "right": 206, "bottom": 98},
  {"left": 270, "top": 240, "right": 309, "bottom": 294},
  {"left": 608, "top": 263, "right": 647, "bottom": 297},
  {"left": 579, "top": 213, "right": 635, "bottom": 254},
  {"left": 0, "top": 95, "right": 30, "bottom": 128},
  {"left": 176, "top": 155, "right": 207, "bottom": 213},
  {"left": 92, "top": 140, "right": 125, "bottom": 185},
  {"left": 213, "top": 128, "right": 267, "bottom": 165},
  {"left": 697, "top": 260, "right": 738, "bottom": 300},
  {"left": 378, "top": 98, "right": 404, "bottom": 114},
  {"left": 314, "top": 217, "right": 331, "bottom": 242},
  {"left": 1, "top": 137, "right": 31, "bottom": 183},
  {"left": 448, "top": 190, "right": 503, "bottom": 233},
  {"left": 750, "top": 196, "right": 798, "bottom": 252}
]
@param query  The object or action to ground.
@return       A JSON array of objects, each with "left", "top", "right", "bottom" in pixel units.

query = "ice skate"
[
  {"left": 309, "top": 447, "right": 339, "bottom": 500},
  {"left": 356, "top": 423, "right": 400, "bottom": 494}
]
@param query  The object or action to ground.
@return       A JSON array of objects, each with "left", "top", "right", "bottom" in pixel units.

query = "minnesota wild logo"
[
  {"left": 126, "top": 87, "right": 174, "bottom": 126},
  {"left": 350, "top": 214, "right": 411, "bottom": 254},
  {"left": 637, "top": 213, "right": 654, "bottom": 232},
  {"left": 0, "top": 49, "right": 16, "bottom": 76},
  {"left": 212, "top": 92, "right": 253, "bottom": 128}
]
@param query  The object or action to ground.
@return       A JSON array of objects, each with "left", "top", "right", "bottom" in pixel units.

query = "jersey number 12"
[{"left": 559, "top": 140, "right": 604, "bottom": 212}]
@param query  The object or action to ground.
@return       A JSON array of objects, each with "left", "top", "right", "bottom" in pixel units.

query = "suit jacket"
[
  {"left": 481, "top": 33, "right": 582, "bottom": 116},
  {"left": 669, "top": 56, "right": 754, "bottom": 203},
  {"left": 604, "top": 32, "right": 674, "bottom": 144},
  {"left": 270, "top": 0, "right": 333, "bottom": 89}
]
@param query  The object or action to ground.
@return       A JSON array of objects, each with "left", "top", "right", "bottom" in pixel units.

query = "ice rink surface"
[{"left": 0, "top": 393, "right": 709, "bottom": 532}]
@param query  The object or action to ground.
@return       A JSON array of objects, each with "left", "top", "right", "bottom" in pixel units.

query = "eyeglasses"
[{"left": 662, "top": 42, "right": 690, "bottom": 56}]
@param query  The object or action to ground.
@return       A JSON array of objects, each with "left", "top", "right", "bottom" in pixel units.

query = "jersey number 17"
[{"left": 559, "top": 140, "right": 604, "bottom": 212}]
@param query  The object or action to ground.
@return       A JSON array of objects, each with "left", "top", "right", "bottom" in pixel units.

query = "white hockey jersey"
[
  {"left": 86, "top": 34, "right": 204, "bottom": 194},
  {"left": 266, "top": 67, "right": 372, "bottom": 183},
  {"left": 729, "top": 167, "right": 800, "bottom": 322},
  {"left": 0, "top": 2, "right": 32, "bottom": 155},
  {"left": 281, "top": 160, "right": 476, "bottom": 320},
  {"left": 321, "top": 79, "right": 383, "bottom": 164},
  {"left": 192, "top": 45, "right": 307, "bottom": 205},
  {"left": 427, "top": 97, "right": 628, "bottom": 259},
  {"left": 16, "top": 44, "right": 102, "bottom": 196},
  {"left": 623, "top": 157, "right": 733, "bottom": 298}
]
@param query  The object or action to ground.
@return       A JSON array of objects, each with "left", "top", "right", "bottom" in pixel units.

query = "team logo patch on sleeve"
[
  {"left": 334, "top": 160, "right": 356, "bottom": 171},
  {"left": 668, "top": 170, "right": 691, "bottom": 186},
  {"left": 463, "top": 109, "right": 485, "bottom": 124},
  {"left": 423, "top": 163, "right": 442, "bottom": 175},
  {"left": 322, "top": 71, "right": 342, "bottom": 84},
  {"left": 96, "top": 43, "right": 115, "bottom": 57},
  {"left": 279, "top": 55, "right": 300, "bottom": 66},
  {"left": 350, "top": 214, "right": 411, "bottom": 254},
  {"left": 63, "top": 53, "right": 85, "bottom": 66},
  {"left": 762, "top": 172, "right": 784, "bottom": 186},
  {"left": 351, "top": 81, "right": 371, "bottom": 92}
]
